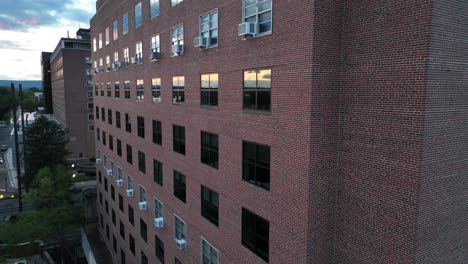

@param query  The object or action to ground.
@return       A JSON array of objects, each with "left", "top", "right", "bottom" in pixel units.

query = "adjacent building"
[
  {"left": 40, "top": 52, "right": 53, "bottom": 114},
  {"left": 50, "top": 29, "right": 95, "bottom": 160},
  {"left": 91, "top": 1, "right": 468, "bottom": 264}
]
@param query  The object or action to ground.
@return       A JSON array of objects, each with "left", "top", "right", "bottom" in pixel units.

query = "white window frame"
[
  {"left": 199, "top": 9, "right": 218, "bottom": 48},
  {"left": 113, "top": 20, "right": 118, "bottom": 40},
  {"left": 242, "top": 0, "right": 272, "bottom": 35},
  {"left": 150, "top": 34, "right": 160, "bottom": 53},
  {"left": 174, "top": 215, "right": 186, "bottom": 240},
  {"left": 123, "top": 12, "right": 129, "bottom": 35},
  {"left": 154, "top": 197, "right": 163, "bottom": 218},
  {"left": 113, "top": 51, "right": 119, "bottom": 63},
  {"left": 139, "top": 185, "right": 146, "bottom": 203},
  {"left": 150, "top": 0, "right": 160, "bottom": 18},
  {"left": 117, "top": 167, "right": 123, "bottom": 181},
  {"left": 170, "top": 24, "right": 184, "bottom": 56},
  {"left": 105, "top": 55, "right": 110, "bottom": 70},
  {"left": 201, "top": 238, "right": 219, "bottom": 264},
  {"left": 135, "top": 2, "right": 142, "bottom": 28},
  {"left": 135, "top": 41, "right": 143, "bottom": 59},
  {"left": 171, "top": 0, "right": 184, "bottom": 7},
  {"left": 127, "top": 175, "right": 133, "bottom": 191},
  {"left": 123, "top": 47, "right": 129, "bottom": 62}
]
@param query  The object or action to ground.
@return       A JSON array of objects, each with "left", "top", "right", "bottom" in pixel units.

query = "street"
[{"left": 0, "top": 122, "right": 12, "bottom": 193}]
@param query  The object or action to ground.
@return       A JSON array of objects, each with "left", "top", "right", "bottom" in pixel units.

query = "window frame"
[
  {"left": 201, "top": 238, "right": 219, "bottom": 264},
  {"left": 199, "top": 9, "right": 219, "bottom": 48},
  {"left": 150, "top": 0, "right": 160, "bottom": 18},
  {"left": 201, "top": 131, "right": 219, "bottom": 169},
  {"left": 241, "top": 208, "right": 270, "bottom": 262},
  {"left": 242, "top": 141, "right": 271, "bottom": 191},
  {"left": 200, "top": 73, "right": 219, "bottom": 107},
  {"left": 243, "top": 68, "right": 272, "bottom": 111},
  {"left": 173, "top": 170, "right": 186, "bottom": 203},
  {"left": 242, "top": 0, "right": 273, "bottom": 36},
  {"left": 172, "top": 125, "right": 185, "bottom": 155},
  {"left": 201, "top": 185, "right": 219, "bottom": 226},
  {"left": 174, "top": 215, "right": 186, "bottom": 240},
  {"left": 135, "top": 2, "right": 142, "bottom": 28}
]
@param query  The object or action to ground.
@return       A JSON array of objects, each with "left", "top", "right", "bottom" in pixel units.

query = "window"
[
  {"left": 152, "top": 120, "right": 162, "bottom": 145},
  {"left": 126, "top": 144, "right": 133, "bottom": 164},
  {"left": 141, "top": 251, "right": 148, "bottom": 264},
  {"left": 119, "top": 194, "right": 124, "bottom": 212},
  {"left": 112, "top": 209, "right": 116, "bottom": 225},
  {"left": 136, "top": 116, "right": 145, "bottom": 138},
  {"left": 128, "top": 204, "right": 134, "bottom": 225},
  {"left": 201, "top": 132, "right": 219, "bottom": 169},
  {"left": 105, "top": 200, "right": 109, "bottom": 214},
  {"left": 201, "top": 239, "right": 219, "bottom": 264},
  {"left": 99, "top": 191, "right": 103, "bottom": 204},
  {"left": 116, "top": 111, "right": 121, "bottom": 128},
  {"left": 123, "top": 47, "right": 130, "bottom": 63},
  {"left": 140, "top": 218, "right": 147, "bottom": 242},
  {"left": 96, "top": 128, "right": 100, "bottom": 141},
  {"left": 101, "top": 107, "right": 105, "bottom": 122},
  {"left": 95, "top": 83, "right": 99, "bottom": 96},
  {"left": 123, "top": 12, "right": 129, "bottom": 35},
  {"left": 199, "top": 10, "right": 218, "bottom": 47},
  {"left": 99, "top": 33, "right": 103, "bottom": 49},
  {"left": 113, "top": 20, "right": 118, "bottom": 40},
  {"left": 111, "top": 185, "right": 115, "bottom": 201},
  {"left": 114, "top": 51, "right": 119, "bottom": 63},
  {"left": 98, "top": 171, "right": 102, "bottom": 184},
  {"left": 243, "top": 69, "right": 271, "bottom": 111},
  {"left": 96, "top": 106, "right": 99, "bottom": 119},
  {"left": 125, "top": 113, "right": 132, "bottom": 132},
  {"left": 109, "top": 134, "right": 114, "bottom": 150},
  {"left": 150, "top": 0, "right": 160, "bottom": 18},
  {"left": 153, "top": 159, "right": 163, "bottom": 186},
  {"left": 120, "top": 220, "right": 125, "bottom": 239},
  {"left": 102, "top": 131, "right": 107, "bottom": 146},
  {"left": 173, "top": 125, "right": 185, "bottom": 155},
  {"left": 117, "top": 139, "right": 122, "bottom": 156},
  {"left": 107, "top": 82, "right": 112, "bottom": 95},
  {"left": 106, "top": 224, "right": 110, "bottom": 239},
  {"left": 115, "top": 82, "right": 120, "bottom": 98},
  {"left": 136, "top": 79, "right": 144, "bottom": 100},
  {"left": 174, "top": 215, "right": 186, "bottom": 240},
  {"left": 129, "top": 234, "right": 135, "bottom": 255},
  {"left": 135, "top": 41, "right": 143, "bottom": 62},
  {"left": 105, "top": 27, "right": 110, "bottom": 45},
  {"left": 121, "top": 249, "right": 126, "bottom": 264},
  {"left": 139, "top": 185, "right": 147, "bottom": 203},
  {"left": 117, "top": 167, "right": 123, "bottom": 184},
  {"left": 242, "top": 0, "right": 272, "bottom": 34},
  {"left": 128, "top": 176, "right": 134, "bottom": 192},
  {"left": 124, "top": 81, "right": 131, "bottom": 99},
  {"left": 138, "top": 151, "right": 146, "bottom": 174},
  {"left": 170, "top": 25, "right": 184, "bottom": 53},
  {"left": 172, "top": 76, "right": 184, "bottom": 104},
  {"left": 201, "top": 186, "right": 219, "bottom": 226},
  {"left": 173, "top": 170, "right": 186, "bottom": 203},
  {"left": 155, "top": 235, "right": 164, "bottom": 263},
  {"left": 201, "top": 73, "right": 219, "bottom": 106},
  {"left": 150, "top": 35, "right": 160, "bottom": 55},
  {"left": 171, "top": 0, "right": 184, "bottom": 7},
  {"left": 242, "top": 141, "right": 270, "bottom": 190},
  {"left": 151, "top": 78, "right": 161, "bottom": 103},
  {"left": 242, "top": 208, "right": 269, "bottom": 262},
  {"left": 135, "top": 2, "right": 142, "bottom": 28},
  {"left": 154, "top": 197, "right": 163, "bottom": 218},
  {"left": 175, "top": 257, "right": 181, "bottom": 264},
  {"left": 108, "top": 109, "right": 113, "bottom": 125},
  {"left": 93, "top": 37, "right": 97, "bottom": 52}
]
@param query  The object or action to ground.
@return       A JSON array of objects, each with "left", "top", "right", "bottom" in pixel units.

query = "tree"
[
  {"left": 0, "top": 86, "right": 13, "bottom": 121},
  {"left": 24, "top": 116, "right": 69, "bottom": 189}
]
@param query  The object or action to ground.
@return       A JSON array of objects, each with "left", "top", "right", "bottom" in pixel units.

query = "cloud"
[{"left": 0, "top": 0, "right": 94, "bottom": 31}]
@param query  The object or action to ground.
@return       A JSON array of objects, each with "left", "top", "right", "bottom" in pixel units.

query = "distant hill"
[{"left": 0, "top": 80, "right": 42, "bottom": 89}]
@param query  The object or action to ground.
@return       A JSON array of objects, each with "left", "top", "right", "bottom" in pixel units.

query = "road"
[{"left": 0, "top": 122, "right": 12, "bottom": 193}]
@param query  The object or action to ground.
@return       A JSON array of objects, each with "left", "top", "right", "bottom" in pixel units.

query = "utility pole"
[
  {"left": 11, "top": 83, "right": 23, "bottom": 212},
  {"left": 19, "top": 85, "right": 28, "bottom": 193}
]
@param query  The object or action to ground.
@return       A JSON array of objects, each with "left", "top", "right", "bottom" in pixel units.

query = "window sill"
[{"left": 242, "top": 109, "right": 272, "bottom": 116}]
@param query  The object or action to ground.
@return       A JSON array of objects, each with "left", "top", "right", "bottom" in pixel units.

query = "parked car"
[{"left": 0, "top": 145, "right": 6, "bottom": 151}]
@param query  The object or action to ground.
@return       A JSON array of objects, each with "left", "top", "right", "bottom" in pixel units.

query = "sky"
[{"left": 0, "top": 0, "right": 95, "bottom": 80}]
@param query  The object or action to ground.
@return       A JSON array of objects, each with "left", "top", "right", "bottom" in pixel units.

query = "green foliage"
[
  {"left": 0, "top": 86, "right": 13, "bottom": 121},
  {"left": 24, "top": 116, "right": 69, "bottom": 190}
]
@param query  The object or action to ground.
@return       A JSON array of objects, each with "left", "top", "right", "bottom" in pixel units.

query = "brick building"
[
  {"left": 91, "top": 0, "right": 468, "bottom": 263},
  {"left": 40, "top": 52, "right": 53, "bottom": 114},
  {"left": 50, "top": 29, "right": 96, "bottom": 160}
]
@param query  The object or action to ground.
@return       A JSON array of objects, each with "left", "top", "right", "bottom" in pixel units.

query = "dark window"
[
  {"left": 242, "top": 141, "right": 270, "bottom": 191},
  {"left": 201, "top": 186, "right": 219, "bottom": 226},
  {"left": 175, "top": 257, "right": 181, "bottom": 264},
  {"left": 117, "top": 139, "right": 122, "bottom": 156},
  {"left": 113, "top": 235, "right": 117, "bottom": 252},
  {"left": 125, "top": 113, "right": 132, "bottom": 133},
  {"left": 97, "top": 128, "right": 100, "bottom": 141},
  {"left": 96, "top": 106, "right": 100, "bottom": 119},
  {"left": 107, "top": 83, "right": 112, "bottom": 97},
  {"left": 128, "top": 204, "right": 134, "bottom": 225},
  {"left": 172, "top": 76, "right": 185, "bottom": 104},
  {"left": 140, "top": 218, "right": 147, "bottom": 242},
  {"left": 126, "top": 144, "right": 133, "bottom": 164},
  {"left": 153, "top": 159, "right": 163, "bottom": 186},
  {"left": 155, "top": 235, "right": 164, "bottom": 263},
  {"left": 111, "top": 185, "right": 115, "bottom": 201},
  {"left": 201, "top": 73, "right": 218, "bottom": 106},
  {"left": 120, "top": 220, "right": 125, "bottom": 239},
  {"left": 108, "top": 109, "right": 113, "bottom": 125},
  {"left": 104, "top": 178, "right": 108, "bottom": 192},
  {"left": 141, "top": 251, "right": 148, "bottom": 264},
  {"left": 152, "top": 120, "right": 162, "bottom": 145},
  {"left": 138, "top": 151, "right": 146, "bottom": 174},
  {"left": 105, "top": 200, "right": 109, "bottom": 214},
  {"left": 112, "top": 209, "right": 116, "bottom": 225},
  {"left": 242, "top": 208, "right": 270, "bottom": 262},
  {"left": 106, "top": 224, "right": 110, "bottom": 239},
  {"left": 115, "top": 82, "right": 120, "bottom": 98},
  {"left": 99, "top": 191, "right": 103, "bottom": 205},
  {"left": 201, "top": 132, "right": 219, "bottom": 169},
  {"left": 173, "top": 170, "right": 186, "bottom": 203},
  {"left": 116, "top": 111, "right": 121, "bottom": 128},
  {"left": 173, "top": 125, "right": 185, "bottom": 155},
  {"left": 109, "top": 134, "right": 114, "bottom": 151},
  {"left": 101, "top": 107, "right": 106, "bottom": 121},
  {"left": 98, "top": 171, "right": 102, "bottom": 184},
  {"left": 119, "top": 194, "right": 124, "bottom": 212},
  {"left": 243, "top": 69, "right": 271, "bottom": 111},
  {"left": 102, "top": 131, "right": 107, "bottom": 146},
  {"left": 137, "top": 116, "right": 145, "bottom": 138},
  {"left": 121, "top": 249, "right": 126, "bottom": 264},
  {"left": 125, "top": 81, "right": 131, "bottom": 99},
  {"left": 129, "top": 234, "right": 135, "bottom": 255}
]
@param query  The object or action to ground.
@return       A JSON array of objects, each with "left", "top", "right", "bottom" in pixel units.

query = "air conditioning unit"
[
  {"left": 126, "top": 189, "right": 133, "bottom": 197},
  {"left": 112, "top": 62, "right": 120, "bottom": 69},
  {"left": 176, "top": 239, "right": 186, "bottom": 250},
  {"left": 106, "top": 169, "right": 113, "bottom": 176},
  {"left": 120, "top": 61, "right": 129, "bottom": 68},
  {"left": 238, "top": 22, "right": 258, "bottom": 38},
  {"left": 171, "top": 44, "right": 184, "bottom": 56},
  {"left": 96, "top": 159, "right": 101, "bottom": 164},
  {"left": 98, "top": 67, "right": 104, "bottom": 73},
  {"left": 154, "top": 217, "right": 164, "bottom": 228},
  {"left": 138, "top": 201, "right": 147, "bottom": 210},
  {"left": 85, "top": 58, "right": 92, "bottom": 64},
  {"left": 131, "top": 56, "right": 142, "bottom": 64},
  {"left": 150, "top": 52, "right": 160, "bottom": 62},
  {"left": 194, "top": 37, "right": 208, "bottom": 49},
  {"left": 116, "top": 179, "right": 123, "bottom": 186}
]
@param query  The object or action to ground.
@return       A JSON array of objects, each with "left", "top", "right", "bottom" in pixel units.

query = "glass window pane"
[
  {"left": 244, "top": 71, "right": 257, "bottom": 88},
  {"left": 257, "top": 69, "right": 271, "bottom": 88},
  {"left": 243, "top": 91, "right": 257, "bottom": 109}
]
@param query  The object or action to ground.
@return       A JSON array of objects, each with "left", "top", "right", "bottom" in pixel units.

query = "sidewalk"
[{"left": 5, "top": 148, "right": 18, "bottom": 189}]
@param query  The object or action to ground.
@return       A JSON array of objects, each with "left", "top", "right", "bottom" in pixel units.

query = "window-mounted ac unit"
[
  {"left": 120, "top": 61, "right": 129, "bottom": 68},
  {"left": 171, "top": 44, "right": 184, "bottom": 56},
  {"left": 150, "top": 52, "right": 161, "bottom": 62},
  {"left": 85, "top": 58, "right": 92, "bottom": 64},
  {"left": 98, "top": 67, "right": 104, "bottom": 73},
  {"left": 96, "top": 159, "right": 101, "bottom": 164},
  {"left": 238, "top": 22, "right": 257, "bottom": 38},
  {"left": 112, "top": 63, "right": 120, "bottom": 69},
  {"left": 131, "top": 56, "right": 142, "bottom": 64},
  {"left": 126, "top": 189, "right": 133, "bottom": 197},
  {"left": 138, "top": 201, "right": 147, "bottom": 210},
  {"left": 154, "top": 217, "right": 164, "bottom": 228},
  {"left": 107, "top": 169, "right": 113, "bottom": 176},
  {"left": 176, "top": 239, "right": 186, "bottom": 250},
  {"left": 194, "top": 37, "right": 208, "bottom": 49},
  {"left": 116, "top": 179, "right": 123, "bottom": 186}
]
